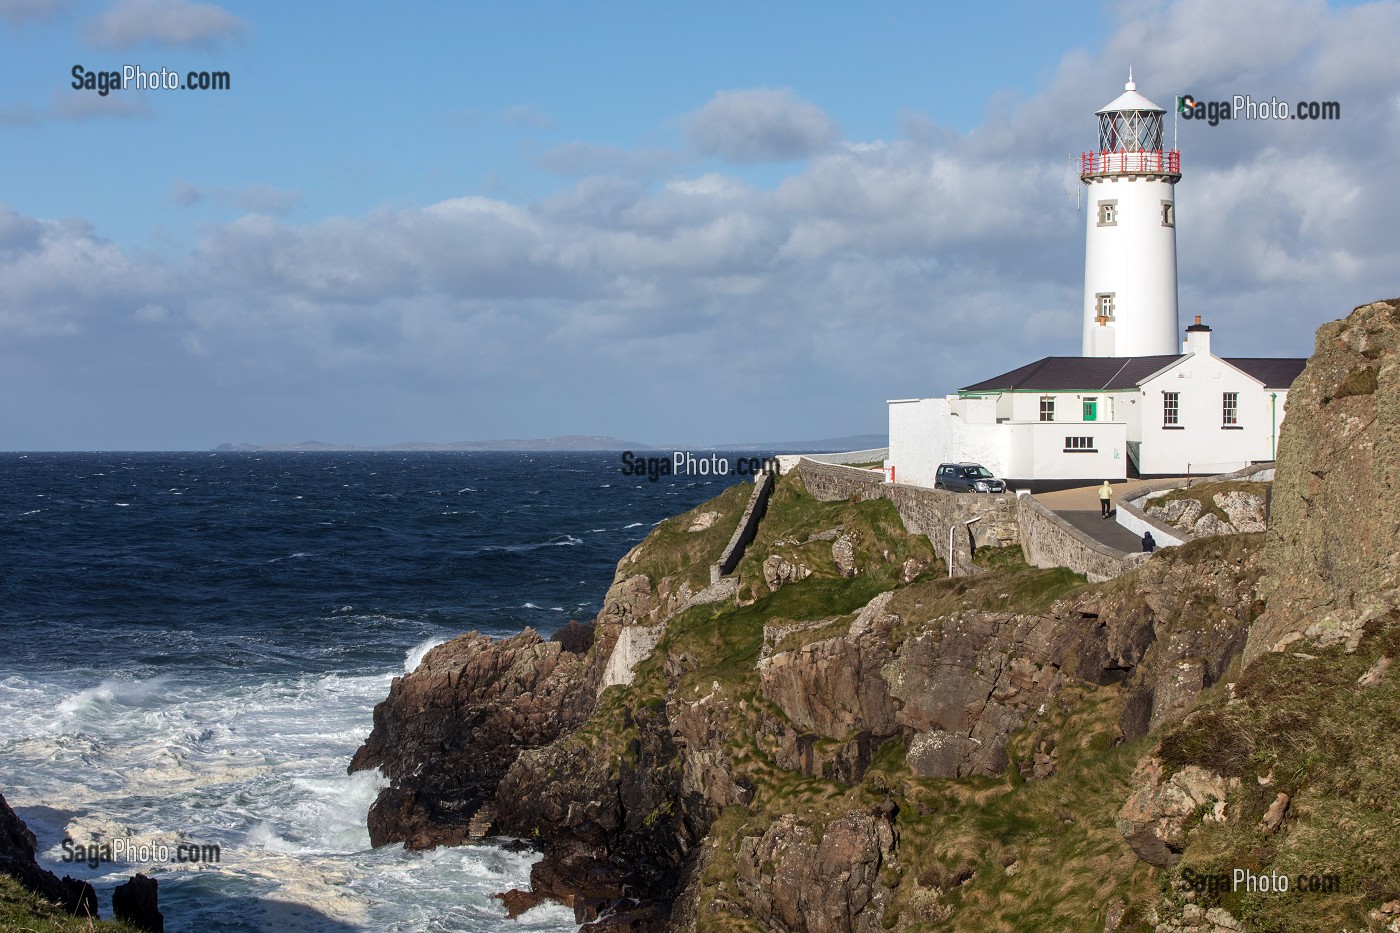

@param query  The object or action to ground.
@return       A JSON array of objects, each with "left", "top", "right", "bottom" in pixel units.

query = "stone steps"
[{"left": 467, "top": 801, "right": 496, "bottom": 841}]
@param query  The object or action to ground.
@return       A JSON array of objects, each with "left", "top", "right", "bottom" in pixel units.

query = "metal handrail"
[{"left": 1081, "top": 149, "right": 1181, "bottom": 177}]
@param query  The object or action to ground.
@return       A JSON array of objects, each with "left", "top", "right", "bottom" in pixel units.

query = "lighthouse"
[{"left": 1080, "top": 71, "right": 1180, "bottom": 357}]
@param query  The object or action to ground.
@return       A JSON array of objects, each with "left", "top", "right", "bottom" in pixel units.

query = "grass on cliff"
[
  {"left": 0, "top": 876, "right": 142, "bottom": 933},
  {"left": 1153, "top": 616, "right": 1400, "bottom": 931},
  {"left": 731, "top": 473, "right": 939, "bottom": 605},
  {"left": 621, "top": 481, "right": 753, "bottom": 593},
  {"left": 689, "top": 682, "right": 1159, "bottom": 933}
]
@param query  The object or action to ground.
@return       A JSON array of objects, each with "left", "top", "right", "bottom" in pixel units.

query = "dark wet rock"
[
  {"left": 112, "top": 872, "right": 164, "bottom": 933},
  {"left": 348, "top": 629, "right": 592, "bottom": 850},
  {"left": 0, "top": 792, "right": 99, "bottom": 919}
]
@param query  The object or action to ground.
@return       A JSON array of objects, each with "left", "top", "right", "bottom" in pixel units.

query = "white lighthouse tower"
[{"left": 1081, "top": 71, "right": 1180, "bottom": 357}]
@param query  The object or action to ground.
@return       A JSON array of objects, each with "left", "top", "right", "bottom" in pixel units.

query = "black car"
[{"left": 934, "top": 462, "right": 1006, "bottom": 493}]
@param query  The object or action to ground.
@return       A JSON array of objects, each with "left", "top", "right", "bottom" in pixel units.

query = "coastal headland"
[{"left": 349, "top": 299, "right": 1400, "bottom": 932}]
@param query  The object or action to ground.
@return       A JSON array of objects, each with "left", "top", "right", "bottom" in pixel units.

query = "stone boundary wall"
[
  {"left": 795, "top": 459, "right": 1018, "bottom": 575},
  {"left": 1116, "top": 462, "right": 1277, "bottom": 547},
  {"left": 799, "top": 447, "right": 889, "bottom": 466},
  {"left": 1018, "top": 494, "right": 1145, "bottom": 583},
  {"left": 711, "top": 470, "right": 775, "bottom": 582}
]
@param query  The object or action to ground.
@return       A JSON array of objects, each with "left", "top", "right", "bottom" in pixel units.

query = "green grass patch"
[
  {"left": 0, "top": 875, "right": 142, "bottom": 933},
  {"left": 623, "top": 481, "right": 753, "bottom": 593}
]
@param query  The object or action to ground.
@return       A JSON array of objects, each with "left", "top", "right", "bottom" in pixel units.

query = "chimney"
[{"left": 1183, "top": 314, "right": 1212, "bottom": 356}]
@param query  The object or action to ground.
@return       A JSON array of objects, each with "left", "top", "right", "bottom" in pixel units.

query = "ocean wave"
[
  {"left": 56, "top": 676, "right": 173, "bottom": 716},
  {"left": 477, "top": 534, "right": 583, "bottom": 554},
  {"left": 404, "top": 636, "right": 448, "bottom": 673}
]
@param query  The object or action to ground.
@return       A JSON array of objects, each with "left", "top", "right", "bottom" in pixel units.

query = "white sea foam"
[
  {"left": 404, "top": 636, "right": 448, "bottom": 673},
  {"left": 623, "top": 522, "right": 643, "bottom": 529},
  {"left": 1, "top": 649, "right": 573, "bottom": 933}
]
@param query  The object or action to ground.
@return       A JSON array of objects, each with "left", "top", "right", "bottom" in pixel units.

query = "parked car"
[{"left": 935, "top": 462, "right": 1006, "bottom": 493}]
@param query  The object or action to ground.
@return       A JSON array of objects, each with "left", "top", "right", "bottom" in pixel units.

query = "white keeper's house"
[{"left": 887, "top": 72, "right": 1305, "bottom": 489}]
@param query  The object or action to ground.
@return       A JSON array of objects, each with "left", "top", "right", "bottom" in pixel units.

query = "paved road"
[
  {"left": 1055, "top": 509, "right": 1148, "bottom": 552},
  {"left": 1033, "top": 477, "right": 1189, "bottom": 554}
]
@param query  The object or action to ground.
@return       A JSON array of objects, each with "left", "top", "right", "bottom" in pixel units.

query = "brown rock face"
[
  {"left": 1115, "top": 755, "right": 1236, "bottom": 867},
  {"left": 735, "top": 810, "right": 897, "bottom": 933},
  {"left": 348, "top": 629, "right": 591, "bottom": 849},
  {"left": 0, "top": 792, "right": 99, "bottom": 919},
  {"left": 1248, "top": 297, "right": 1400, "bottom": 661},
  {"left": 757, "top": 538, "right": 1260, "bottom": 782},
  {"left": 492, "top": 697, "right": 733, "bottom": 927}
]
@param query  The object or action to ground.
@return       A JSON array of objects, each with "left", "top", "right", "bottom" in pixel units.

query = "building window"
[
  {"left": 1163, "top": 391, "right": 1179, "bottom": 425},
  {"left": 1223, "top": 391, "right": 1239, "bottom": 425},
  {"left": 1064, "top": 436, "right": 1096, "bottom": 452},
  {"left": 1095, "top": 292, "right": 1115, "bottom": 322},
  {"left": 1040, "top": 396, "right": 1055, "bottom": 422},
  {"left": 1097, "top": 200, "right": 1118, "bottom": 227},
  {"left": 1161, "top": 200, "right": 1175, "bottom": 227},
  {"left": 1083, "top": 397, "right": 1098, "bottom": 422}
]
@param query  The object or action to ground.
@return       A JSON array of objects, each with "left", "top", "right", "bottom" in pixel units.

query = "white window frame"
[{"left": 1163, "top": 391, "right": 1179, "bottom": 426}]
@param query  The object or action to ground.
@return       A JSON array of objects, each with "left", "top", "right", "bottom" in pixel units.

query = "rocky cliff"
[
  {"left": 1247, "top": 296, "right": 1400, "bottom": 661},
  {"left": 353, "top": 298, "right": 1400, "bottom": 932},
  {"left": 0, "top": 791, "right": 99, "bottom": 920}
]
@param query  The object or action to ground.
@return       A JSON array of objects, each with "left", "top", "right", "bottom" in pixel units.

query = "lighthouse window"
[
  {"left": 1097, "top": 200, "right": 1118, "bottom": 226},
  {"left": 1223, "top": 392, "right": 1239, "bottom": 425},
  {"left": 1096, "top": 293, "right": 1115, "bottom": 320},
  {"left": 1040, "top": 396, "right": 1055, "bottom": 422},
  {"left": 1064, "top": 436, "right": 1096, "bottom": 452},
  {"left": 1161, "top": 201, "right": 1175, "bottom": 227}
]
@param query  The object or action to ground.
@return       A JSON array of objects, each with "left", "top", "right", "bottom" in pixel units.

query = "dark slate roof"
[
  {"left": 960, "top": 355, "right": 1183, "bottom": 393},
  {"left": 1224, "top": 357, "right": 1307, "bottom": 389}
]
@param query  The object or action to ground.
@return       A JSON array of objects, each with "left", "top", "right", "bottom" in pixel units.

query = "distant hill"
[
  {"left": 699, "top": 434, "right": 888, "bottom": 453},
  {"left": 212, "top": 436, "right": 655, "bottom": 453},
  {"left": 211, "top": 433, "right": 888, "bottom": 454}
]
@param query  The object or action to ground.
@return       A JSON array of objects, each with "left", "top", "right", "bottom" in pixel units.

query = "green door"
[{"left": 1083, "top": 397, "right": 1098, "bottom": 422}]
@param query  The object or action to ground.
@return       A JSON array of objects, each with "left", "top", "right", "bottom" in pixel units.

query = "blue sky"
[{"left": 2, "top": 0, "right": 1396, "bottom": 449}]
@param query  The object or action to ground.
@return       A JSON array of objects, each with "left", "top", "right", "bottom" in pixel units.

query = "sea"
[{"left": 0, "top": 451, "right": 751, "bottom": 932}]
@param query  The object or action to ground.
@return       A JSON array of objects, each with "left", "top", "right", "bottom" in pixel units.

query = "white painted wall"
[
  {"left": 1136, "top": 353, "right": 1288, "bottom": 475},
  {"left": 1083, "top": 173, "right": 1179, "bottom": 357},
  {"left": 1006, "top": 421, "right": 1127, "bottom": 481},
  {"left": 887, "top": 397, "right": 1010, "bottom": 487}
]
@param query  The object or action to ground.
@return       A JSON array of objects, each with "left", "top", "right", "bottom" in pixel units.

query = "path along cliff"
[{"left": 351, "top": 298, "right": 1400, "bottom": 933}]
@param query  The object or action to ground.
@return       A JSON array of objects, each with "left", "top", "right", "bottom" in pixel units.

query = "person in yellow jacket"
[{"left": 1099, "top": 480, "right": 1113, "bottom": 518}]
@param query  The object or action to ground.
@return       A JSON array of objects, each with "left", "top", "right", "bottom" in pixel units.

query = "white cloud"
[
  {"left": 685, "top": 88, "right": 841, "bottom": 163},
  {"left": 85, "top": 0, "right": 247, "bottom": 48}
]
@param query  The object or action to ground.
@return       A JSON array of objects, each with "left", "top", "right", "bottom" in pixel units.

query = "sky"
[{"left": 1, "top": 0, "right": 1396, "bottom": 450}]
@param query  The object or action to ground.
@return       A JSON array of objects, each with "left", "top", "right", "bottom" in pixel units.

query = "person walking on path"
[
  {"left": 1099, "top": 481, "right": 1113, "bottom": 518},
  {"left": 1141, "top": 530, "right": 1156, "bottom": 553}
]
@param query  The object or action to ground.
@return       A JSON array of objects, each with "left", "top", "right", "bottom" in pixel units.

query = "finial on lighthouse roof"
[{"left": 1126, "top": 67, "right": 1136, "bottom": 91}]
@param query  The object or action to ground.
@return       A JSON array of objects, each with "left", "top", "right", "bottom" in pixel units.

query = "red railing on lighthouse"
[{"left": 1081, "top": 149, "right": 1180, "bottom": 178}]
